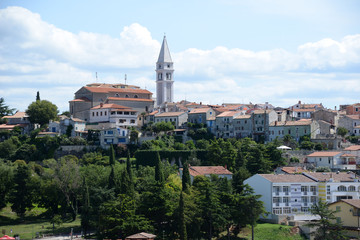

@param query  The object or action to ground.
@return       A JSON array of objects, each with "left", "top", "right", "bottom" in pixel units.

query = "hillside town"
[{"left": 1, "top": 36, "right": 360, "bottom": 240}]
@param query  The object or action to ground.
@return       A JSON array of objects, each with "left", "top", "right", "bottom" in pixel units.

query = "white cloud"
[{"left": 1, "top": 6, "right": 360, "bottom": 112}]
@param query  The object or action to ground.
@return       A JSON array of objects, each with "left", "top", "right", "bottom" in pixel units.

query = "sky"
[{"left": 0, "top": 0, "right": 360, "bottom": 113}]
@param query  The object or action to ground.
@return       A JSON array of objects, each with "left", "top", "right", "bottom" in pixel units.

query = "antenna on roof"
[
  {"left": 125, "top": 74, "right": 127, "bottom": 85},
  {"left": 96, "top": 72, "right": 98, "bottom": 82}
]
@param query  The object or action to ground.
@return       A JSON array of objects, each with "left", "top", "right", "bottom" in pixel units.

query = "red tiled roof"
[
  {"left": 188, "top": 166, "right": 233, "bottom": 177},
  {"left": 292, "top": 109, "right": 316, "bottom": 112},
  {"left": 84, "top": 86, "right": 152, "bottom": 94},
  {"left": 234, "top": 115, "right": 251, "bottom": 119},
  {"left": 71, "top": 118, "right": 86, "bottom": 122},
  {"left": 0, "top": 124, "right": 27, "bottom": 130},
  {"left": 107, "top": 97, "right": 154, "bottom": 102},
  {"left": 341, "top": 153, "right": 356, "bottom": 157},
  {"left": 148, "top": 110, "right": 159, "bottom": 116},
  {"left": 259, "top": 174, "right": 315, "bottom": 183},
  {"left": 307, "top": 151, "right": 342, "bottom": 157},
  {"left": 344, "top": 145, "right": 360, "bottom": 151},
  {"left": 345, "top": 115, "right": 360, "bottom": 120}
]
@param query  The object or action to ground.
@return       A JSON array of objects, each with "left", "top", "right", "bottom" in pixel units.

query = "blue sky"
[{"left": 0, "top": 0, "right": 360, "bottom": 112}]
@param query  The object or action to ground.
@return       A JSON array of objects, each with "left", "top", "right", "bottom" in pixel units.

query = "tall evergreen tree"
[
  {"left": 155, "top": 152, "right": 164, "bottom": 183},
  {"left": 109, "top": 144, "right": 115, "bottom": 165},
  {"left": 126, "top": 151, "right": 133, "bottom": 181},
  {"left": 36, "top": 91, "right": 40, "bottom": 101},
  {"left": 81, "top": 178, "right": 91, "bottom": 237},
  {"left": 108, "top": 166, "right": 115, "bottom": 189},
  {"left": 179, "top": 191, "right": 187, "bottom": 240},
  {"left": 182, "top": 162, "right": 191, "bottom": 192},
  {"left": 9, "top": 164, "right": 34, "bottom": 217}
]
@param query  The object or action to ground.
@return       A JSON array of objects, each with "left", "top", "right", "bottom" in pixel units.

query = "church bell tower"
[{"left": 156, "top": 36, "right": 174, "bottom": 106}]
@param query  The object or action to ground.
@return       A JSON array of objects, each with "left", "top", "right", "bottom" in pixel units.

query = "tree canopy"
[{"left": 26, "top": 100, "right": 59, "bottom": 126}]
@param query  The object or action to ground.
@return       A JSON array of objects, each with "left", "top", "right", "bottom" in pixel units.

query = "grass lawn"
[
  {"left": 0, "top": 205, "right": 81, "bottom": 240},
  {"left": 237, "top": 223, "right": 306, "bottom": 240}
]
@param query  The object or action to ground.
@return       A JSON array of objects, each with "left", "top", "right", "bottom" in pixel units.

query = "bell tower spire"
[{"left": 156, "top": 35, "right": 174, "bottom": 107}]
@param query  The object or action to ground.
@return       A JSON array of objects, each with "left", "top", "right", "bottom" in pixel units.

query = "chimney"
[
  {"left": 100, "top": 103, "right": 103, "bottom": 108},
  {"left": 275, "top": 121, "right": 277, "bottom": 126},
  {"left": 200, "top": 102, "right": 202, "bottom": 105},
  {"left": 298, "top": 100, "right": 301, "bottom": 104}
]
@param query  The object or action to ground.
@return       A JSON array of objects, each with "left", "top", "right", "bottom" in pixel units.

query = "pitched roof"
[
  {"left": 84, "top": 86, "right": 152, "bottom": 94},
  {"left": 3, "top": 111, "right": 28, "bottom": 119},
  {"left": 307, "top": 151, "right": 342, "bottom": 157},
  {"left": 259, "top": 174, "right": 315, "bottom": 183},
  {"left": 341, "top": 153, "right": 356, "bottom": 157},
  {"left": 280, "top": 167, "right": 308, "bottom": 174},
  {"left": 234, "top": 115, "right": 251, "bottom": 119},
  {"left": 345, "top": 115, "right": 360, "bottom": 120},
  {"left": 148, "top": 110, "right": 159, "bottom": 116},
  {"left": 270, "top": 120, "right": 312, "bottom": 126},
  {"left": 188, "top": 166, "right": 233, "bottom": 177},
  {"left": 157, "top": 36, "right": 172, "bottom": 63},
  {"left": 69, "top": 97, "right": 90, "bottom": 102},
  {"left": 71, "top": 118, "right": 86, "bottom": 122},
  {"left": 217, "top": 111, "right": 239, "bottom": 117},
  {"left": 155, "top": 112, "right": 186, "bottom": 117},
  {"left": 107, "top": 97, "right": 154, "bottom": 102},
  {"left": 340, "top": 199, "right": 360, "bottom": 209},
  {"left": 344, "top": 145, "right": 360, "bottom": 151},
  {"left": 304, "top": 172, "right": 359, "bottom": 182},
  {"left": 91, "top": 103, "right": 134, "bottom": 111},
  {"left": 292, "top": 108, "right": 316, "bottom": 112},
  {"left": 189, "top": 108, "right": 211, "bottom": 114},
  {"left": 126, "top": 232, "right": 157, "bottom": 239},
  {"left": 252, "top": 109, "right": 274, "bottom": 114}
]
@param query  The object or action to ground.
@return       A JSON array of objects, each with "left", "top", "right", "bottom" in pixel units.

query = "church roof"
[{"left": 157, "top": 36, "right": 172, "bottom": 63}]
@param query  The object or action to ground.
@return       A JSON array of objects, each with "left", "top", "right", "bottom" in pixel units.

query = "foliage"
[
  {"left": 65, "top": 124, "right": 73, "bottom": 137},
  {"left": 290, "top": 156, "right": 300, "bottom": 163},
  {"left": 306, "top": 200, "right": 346, "bottom": 240},
  {"left": 337, "top": 127, "right": 348, "bottom": 138},
  {"left": 316, "top": 166, "right": 331, "bottom": 172},
  {"left": 182, "top": 162, "right": 191, "bottom": 192},
  {"left": 300, "top": 141, "right": 315, "bottom": 150},
  {"left": 0, "top": 161, "right": 14, "bottom": 210},
  {"left": 26, "top": 100, "right": 59, "bottom": 126},
  {"left": 0, "top": 97, "right": 15, "bottom": 119}
]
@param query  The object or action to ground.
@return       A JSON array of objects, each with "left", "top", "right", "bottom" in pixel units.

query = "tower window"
[
  {"left": 158, "top": 64, "right": 161, "bottom": 69},
  {"left": 134, "top": 95, "right": 138, "bottom": 98},
  {"left": 167, "top": 64, "right": 170, "bottom": 68},
  {"left": 158, "top": 73, "right": 162, "bottom": 80}
]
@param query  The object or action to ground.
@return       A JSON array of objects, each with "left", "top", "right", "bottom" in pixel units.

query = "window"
[
  {"left": 301, "top": 186, "right": 308, "bottom": 193},
  {"left": 302, "top": 196, "right": 308, "bottom": 203},
  {"left": 96, "top": 112, "right": 99, "bottom": 116},
  {"left": 119, "top": 119, "right": 126, "bottom": 123},
  {"left": 130, "top": 119, "right": 135, "bottom": 124},
  {"left": 125, "top": 95, "right": 129, "bottom": 98},
  {"left": 100, "top": 112, "right": 102, "bottom": 116},
  {"left": 273, "top": 197, "right": 281, "bottom": 203},
  {"left": 283, "top": 186, "right": 289, "bottom": 195},
  {"left": 336, "top": 206, "right": 341, "bottom": 212},
  {"left": 311, "top": 196, "right": 317, "bottom": 203},
  {"left": 336, "top": 217, "right": 341, "bottom": 224},
  {"left": 92, "top": 112, "right": 94, "bottom": 116},
  {"left": 273, "top": 208, "right": 282, "bottom": 214},
  {"left": 301, "top": 207, "right": 309, "bottom": 213},
  {"left": 105, "top": 111, "right": 107, "bottom": 116},
  {"left": 134, "top": 95, "right": 138, "bottom": 98},
  {"left": 310, "top": 186, "right": 317, "bottom": 193},
  {"left": 283, "top": 207, "right": 291, "bottom": 214},
  {"left": 288, "top": 130, "right": 291, "bottom": 134},
  {"left": 158, "top": 64, "right": 161, "bottom": 69},
  {"left": 349, "top": 186, "right": 356, "bottom": 191},
  {"left": 167, "top": 64, "right": 170, "bottom": 68},
  {"left": 158, "top": 73, "right": 162, "bottom": 80},
  {"left": 338, "top": 186, "right": 347, "bottom": 191}
]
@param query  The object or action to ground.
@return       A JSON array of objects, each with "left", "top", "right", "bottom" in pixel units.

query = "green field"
[
  {"left": 0, "top": 205, "right": 81, "bottom": 240},
  {"left": 236, "top": 223, "right": 306, "bottom": 240}
]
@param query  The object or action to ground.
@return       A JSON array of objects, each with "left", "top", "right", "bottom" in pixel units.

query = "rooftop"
[
  {"left": 155, "top": 112, "right": 187, "bottom": 117},
  {"left": 259, "top": 174, "right": 315, "bottom": 183},
  {"left": 304, "top": 172, "right": 358, "bottom": 182},
  {"left": 344, "top": 145, "right": 360, "bottom": 151},
  {"left": 187, "top": 166, "right": 233, "bottom": 177},
  {"left": 307, "top": 151, "right": 342, "bottom": 157}
]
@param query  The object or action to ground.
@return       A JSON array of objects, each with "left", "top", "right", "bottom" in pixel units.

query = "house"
[
  {"left": 344, "top": 145, "right": 360, "bottom": 163},
  {"left": 306, "top": 152, "right": 356, "bottom": 170},
  {"left": 233, "top": 115, "right": 252, "bottom": 138},
  {"left": 303, "top": 172, "right": 360, "bottom": 203},
  {"left": 188, "top": 108, "right": 215, "bottom": 126},
  {"left": 346, "top": 103, "right": 360, "bottom": 115},
  {"left": 274, "top": 166, "right": 308, "bottom": 175},
  {"left": 99, "top": 127, "right": 129, "bottom": 147},
  {"left": 251, "top": 109, "right": 278, "bottom": 142},
  {"left": 69, "top": 83, "right": 154, "bottom": 122},
  {"left": 214, "top": 111, "right": 243, "bottom": 138},
  {"left": 89, "top": 103, "right": 138, "bottom": 127},
  {"left": 125, "top": 232, "right": 156, "bottom": 240},
  {"left": 244, "top": 174, "right": 319, "bottom": 222},
  {"left": 1, "top": 111, "right": 32, "bottom": 134},
  {"left": 179, "top": 166, "right": 233, "bottom": 183},
  {"left": 269, "top": 120, "right": 320, "bottom": 142},
  {"left": 60, "top": 117, "right": 86, "bottom": 137},
  {"left": 289, "top": 101, "right": 324, "bottom": 120},
  {"left": 338, "top": 114, "right": 360, "bottom": 136},
  {"left": 328, "top": 199, "right": 360, "bottom": 238},
  {"left": 154, "top": 112, "right": 188, "bottom": 128}
]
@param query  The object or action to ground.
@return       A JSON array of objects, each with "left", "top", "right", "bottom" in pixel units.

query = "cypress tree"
[
  {"left": 108, "top": 166, "right": 115, "bottom": 189},
  {"left": 182, "top": 162, "right": 191, "bottom": 192},
  {"left": 126, "top": 150, "right": 133, "bottom": 181},
  {"left": 179, "top": 191, "right": 187, "bottom": 240},
  {"left": 155, "top": 151, "right": 164, "bottom": 183},
  {"left": 109, "top": 144, "right": 115, "bottom": 165},
  {"left": 81, "top": 178, "right": 91, "bottom": 236},
  {"left": 36, "top": 91, "right": 40, "bottom": 101}
]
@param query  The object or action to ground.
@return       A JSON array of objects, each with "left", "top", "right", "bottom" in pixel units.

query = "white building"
[
  {"left": 154, "top": 112, "right": 188, "bottom": 128},
  {"left": 245, "top": 172, "right": 360, "bottom": 222},
  {"left": 89, "top": 103, "right": 138, "bottom": 127},
  {"left": 156, "top": 36, "right": 174, "bottom": 106},
  {"left": 306, "top": 151, "right": 356, "bottom": 170},
  {"left": 99, "top": 127, "right": 129, "bottom": 147}
]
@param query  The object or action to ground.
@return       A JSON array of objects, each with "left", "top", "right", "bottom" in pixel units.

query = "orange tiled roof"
[
  {"left": 69, "top": 97, "right": 90, "bottom": 102},
  {"left": 307, "top": 151, "right": 342, "bottom": 157},
  {"left": 91, "top": 103, "right": 134, "bottom": 111},
  {"left": 234, "top": 115, "right": 251, "bottom": 119},
  {"left": 217, "top": 111, "right": 239, "bottom": 117},
  {"left": 344, "top": 145, "right": 360, "bottom": 151},
  {"left": 3, "top": 111, "right": 28, "bottom": 119},
  {"left": 189, "top": 108, "right": 211, "bottom": 114},
  {"left": 339, "top": 199, "right": 360, "bottom": 209},
  {"left": 188, "top": 166, "right": 233, "bottom": 177},
  {"left": 341, "top": 153, "right": 356, "bottom": 157},
  {"left": 281, "top": 167, "right": 308, "bottom": 174},
  {"left": 148, "top": 110, "right": 159, "bottom": 116}
]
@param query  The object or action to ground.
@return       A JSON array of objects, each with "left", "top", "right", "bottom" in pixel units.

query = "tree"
[
  {"left": 26, "top": 100, "right": 58, "bottom": 126},
  {"left": 306, "top": 200, "right": 345, "bottom": 240},
  {"left": 300, "top": 141, "right": 315, "bottom": 150},
  {"left": 0, "top": 161, "right": 14, "bottom": 210},
  {"left": 130, "top": 129, "right": 139, "bottom": 144},
  {"left": 36, "top": 91, "right": 40, "bottom": 101},
  {"left": 182, "top": 162, "right": 191, "bottom": 192},
  {"left": 179, "top": 191, "right": 187, "bottom": 240},
  {"left": 66, "top": 124, "right": 73, "bottom": 137},
  {"left": 9, "top": 164, "right": 34, "bottom": 217},
  {"left": 0, "top": 97, "right": 15, "bottom": 118},
  {"left": 109, "top": 144, "right": 115, "bottom": 165},
  {"left": 155, "top": 152, "right": 165, "bottom": 183},
  {"left": 337, "top": 127, "right": 348, "bottom": 138}
]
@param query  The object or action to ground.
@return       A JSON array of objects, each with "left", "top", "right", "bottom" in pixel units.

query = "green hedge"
[{"left": 135, "top": 149, "right": 207, "bottom": 167}]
